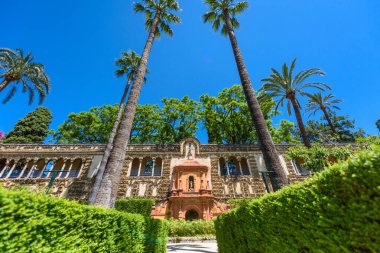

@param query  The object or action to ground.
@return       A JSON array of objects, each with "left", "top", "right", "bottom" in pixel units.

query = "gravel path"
[{"left": 167, "top": 242, "right": 218, "bottom": 253}]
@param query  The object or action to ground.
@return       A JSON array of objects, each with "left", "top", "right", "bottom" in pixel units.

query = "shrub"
[
  {"left": 144, "top": 218, "right": 168, "bottom": 253},
  {"left": 286, "top": 144, "right": 352, "bottom": 171},
  {"left": 215, "top": 148, "right": 380, "bottom": 253},
  {"left": 167, "top": 220, "right": 215, "bottom": 237},
  {"left": 0, "top": 189, "right": 166, "bottom": 253},
  {"left": 115, "top": 198, "right": 154, "bottom": 217},
  {"left": 227, "top": 198, "right": 255, "bottom": 209}
]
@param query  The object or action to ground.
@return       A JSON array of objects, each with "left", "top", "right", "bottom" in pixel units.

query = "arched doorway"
[{"left": 185, "top": 209, "right": 199, "bottom": 221}]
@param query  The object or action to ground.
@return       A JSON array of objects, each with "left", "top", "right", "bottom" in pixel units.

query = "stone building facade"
[{"left": 0, "top": 138, "right": 307, "bottom": 220}]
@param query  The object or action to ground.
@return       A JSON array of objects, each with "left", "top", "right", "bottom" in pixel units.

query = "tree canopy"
[{"left": 3, "top": 107, "right": 52, "bottom": 144}]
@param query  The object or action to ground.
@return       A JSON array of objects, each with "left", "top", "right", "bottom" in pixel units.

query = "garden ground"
[{"left": 167, "top": 243, "right": 218, "bottom": 253}]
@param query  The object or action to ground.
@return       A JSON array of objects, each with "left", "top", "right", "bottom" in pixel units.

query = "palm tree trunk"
[
  {"left": 322, "top": 108, "right": 337, "bottom": 134},
  {"left": 290, "top": 97, "right": 311, "bottom": 148},
  {"left": 0, "top": 79, "right": 10, "bottom": 92},
  {"left": 87, "top": 75, "right": 132, "bottom": 205},
  {"left": 223, "top": 11, "right": 287, "bottom": 189},
  {"left": 93, "top": 11, "right": 161, "bottom": 208}
]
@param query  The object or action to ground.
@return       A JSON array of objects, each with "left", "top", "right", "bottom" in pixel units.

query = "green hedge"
[
  {"left": 215, "top": 148, "right": 380, "bottom": 253},
  {"left": 167, "top": 220, "right": 215, "bottom": 237},
  {"left": 115, "top": 198, "right": 154, "bottom": 217},
  {"left": 144, "top": 218, "right": 168, "bottom": 253},
  {"left": 0, "top": 189, "right": 167, "bottom": 253}
]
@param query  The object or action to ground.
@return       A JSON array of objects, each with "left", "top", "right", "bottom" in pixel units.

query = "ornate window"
[
  {"left": 41, "top": 160, "right": 55, "bottom": 178},
  {"left": 9, "top": 160, "right": 26, "bottom": 178},
  {"left": 241, "top": 158, "right": 251, "bottom": 176},
  {"left": 153, "top": 158, "right": 162, "bottom": 176},
  {"left": 68, "top": 159, "right": 82, "bottom": 178},
  {"left": 31, "top": 159, "right": 45, "bottom": 178},
  {"left": 219, "top": 158, "right": 228, "bottom": 176},
  {"left": 130, "top": 158, "right": 140, "bottom": 176}
]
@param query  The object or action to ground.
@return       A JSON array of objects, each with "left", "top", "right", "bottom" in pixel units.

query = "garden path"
[{"left": 167, "top": 242, "right": 218, "bottom": 253}]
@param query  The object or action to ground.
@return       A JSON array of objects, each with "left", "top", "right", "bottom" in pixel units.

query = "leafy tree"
[
  {"left": 306, "top": 93, "right": 342, "bottom": 134},
  {"left": 376, "top": 119, "right": 380, "bottom": 133},
  {"left": 130, "top": 104, "right": 162, "bottom": 144},
  {"left": 261, "top": 59, "right": 329, "bottom": 148},
  {"left": 0, "top": 48, "right": 50, "bottom": 104},
  {"left": 95, "top": 0, "right": 181, "bottom": 208},
  {"left": 88, "top": 51, "right": 146, "bottom": 205},
  {"left": 200, "top": 85, "right": 277, "bottom": 144},
  {"left": 3, "top": 107, "right": 52, "bottom": 143},
  {"left": 203, "top": 0, "right": 286, "bottom": 189},
  {"left": 271, "top": 120, "right": 300, "bottom": 144},
  {"left": 304, "top": 112, "right": 365, "bottom": 143},
  {"left": 53, "top": 105, "right": 119, "bottom": 144},
  {"left": 159, "top": 96, "right": 200, "bottom": 143}
]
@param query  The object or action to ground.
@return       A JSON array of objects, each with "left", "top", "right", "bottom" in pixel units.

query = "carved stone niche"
[{"left": 180, "top": 137, "right": 201, "bottom": 159}]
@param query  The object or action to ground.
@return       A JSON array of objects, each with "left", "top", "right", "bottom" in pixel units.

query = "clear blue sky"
[{"left": 1, "top": 0, "right": 379, "bottom": 143}]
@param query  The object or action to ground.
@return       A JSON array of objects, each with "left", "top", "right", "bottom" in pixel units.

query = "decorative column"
[
  {"left": 5, "top": 162, "right": 17, "bottom": 179},
  {"left": 18, "top": 160, "right": 30, "bottom": 178},
  {"left": 0, "top": 159, "right": 9, "bottom": 178},
  {"left": 152, "top": 158, "right": 156, "bottom": 177},
  {"left": 225, "top": 157, "right": 230, "bottom": 176},
  {"left": 37, "top": 160, "right": 49, "bottom": 178},
  {"left": 237, "top": 157, "right": 243, "bottom": 176},
  {"left": 65, "top": 160, "right": 74, "bottom": 178},
  {"left": 26, "top": 159, "right": 37, "bottom": 178},
  {"left": 137, "top": 158, "right": 143, "bottom": 176}
]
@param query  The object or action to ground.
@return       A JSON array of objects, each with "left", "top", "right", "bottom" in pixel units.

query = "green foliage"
[
  {"left": 356, "top": 135, "right": 380, "bottom": 148},
  {"left": 3, "top": 107, "right": 52, "bottom": 144},
  {"left": 376, "top": 119, "right": 380, "bottom": 133},
  {"left": 159, "top": 96, "right": 200, "bottom": 143},
  {"left": 305, "top": 112, "right": 365, "bottom": 143},
  {"left": 227, "top": 198, "right": 256, "bottom": 209},
  {"left": 144, "top": 218, "right": 168, "bottom": 253},
  {"left": 115, "top": 198, "right": 154, "bottom": 217},
  {"left": 214, "top": 148, "right": 380, "bottom": 253},
  {"left": 0, "top": 48, "right": 50, "bottom": 104},
  {"left": 200, "top": 85, "right": 277, "bottom": 144},
  {"left": 52, "top": 104, "right": 119, "bottom": 144},
  {"left": 54, "top": 96, "right": 200, "bottom": 144},
  {"left": 0, "top": 188, "right": 169, "bottom": 253},
  {"left": 286, "top": 145, "right": 352, "bottom": 172},
  {"left": 166, "top": 219, "right": 215, "bottom": 237},
  {"left": 271, "top": 120, "right": 300, "bottom": 144}
]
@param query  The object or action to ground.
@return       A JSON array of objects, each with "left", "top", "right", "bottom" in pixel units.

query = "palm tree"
[
  {"left": 203, "top": 0, "right": 287, "bottom": 189},
  {"left": 93, "top": 0, "right": 181, "bottom": 208},
  {"left": 306, "top": 93, "right": 342, "bottom": 134},
  {"left": 0, "top": 48, "right": 50, "bottom": 104},
  {"left": 261, "top": 59, "right": 330, "bottom": 148},
  {"left": 88, "top": 50, "right": 146, "bottom": 205}
]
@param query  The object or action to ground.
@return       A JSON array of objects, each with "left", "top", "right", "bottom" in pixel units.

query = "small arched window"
[
  {"left": 219, "top": 158, "right": 228, "bottom": 176},
  {"left": 10, "top": 160, "right": 26, "bottom": 178},
  {"left": 153, "top": 158, "right": 162, "bottom": 176},
  {"left": 1, "top": 160, "right": 15, "bottom": 178},
  {"left": 130, "top": 158, "right": 140, "bottom": 176},
  {"left": 241, "top": 158, "right": 251, "bottom": 176},
  {"left": 31, "top": 159, "right": 45, "bottom": 178},
  {"left": 69, "top": 159, "right": 82, "bottom": 178},
  {"left": 41, "top": 160, "right": 55, "bottom": 178}
]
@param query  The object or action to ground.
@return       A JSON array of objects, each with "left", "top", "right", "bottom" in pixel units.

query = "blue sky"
[{"left": 1, "top": 0, "right": 379, "bottom": 143}]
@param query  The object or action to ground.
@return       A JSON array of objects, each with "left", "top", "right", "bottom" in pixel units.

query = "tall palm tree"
[
  {"left": 261, "top": 59, "right": 330, "bottom": 148},
  {"left": 88, "top": 50, "right": 146, "bottom": 205},
  {"left": 93, "top": 0, "right": 181, "bottom": 208},
  {"left": 0, "top": 48, "right": 50, "bottom": 104},
  {"left": 306, "top": 93, "right": 342, "bottom": 134},
  {"left": 203, "top": 0, "right": 287, "bottom": 189}
]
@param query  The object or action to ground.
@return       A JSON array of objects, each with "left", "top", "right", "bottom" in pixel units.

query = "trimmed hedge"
[
  {"left": 0, "top": 189, "right": 167, "bottom": 253},
  {"left": 215, "top": 148, "right": 380, "bottom": 253},
  {"left": 144, "top": 218, "right": 168, "bottom": 253},
  {"left": 115, "top": 198, "right": 154, "bottom": 217},
  {"left": 167, "top": 220, "right": 215, "bottom": 237}
]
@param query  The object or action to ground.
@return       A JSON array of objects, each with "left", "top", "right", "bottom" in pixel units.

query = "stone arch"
[
  {"left": 60, "top": 160, "right": 72, "bottom": 178},
  {"left": 42, "top": 160, "right": 55, "bottom": 178},
  {"left": 153, "top": 157, "right": 162, "bottom": 176},
  {"left": 141, "top": 157, "right": 154, "bottom": 176},
  {"left": 69, "top": 158, "right": 82, "bottom": 178},
  {"left": 31, "top": 159, "right": 45, "bottom": 178},
  {"left": 219, "top": 157, "right": 228, "bottom": 176},
  {"left": 184, "top": 206, "right": 202, "bottom": 221},
  {"left": 9, "top": 159, "right": 27, "bottom": 178},
  {"left": 1, "top": 159, "right": 15, "bottom": 178},
  {"left": 180, "top": 137, "right": 201, "bottom": 157},
  {"left": 241, "top": 157, "right": 251, "bottom": 175},
  {"left": 130, "top": 158, "right": 140, "bottom": 176},
  {"left": 21, "top": 160, "right": 35, "bottom": 178},
  {"left": 228, "top": 157, "right": 240, "bottom": 176}
]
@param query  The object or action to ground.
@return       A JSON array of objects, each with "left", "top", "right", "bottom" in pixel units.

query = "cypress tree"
[{"left": 3, "top": 107, "right": 52, "bottom": 144}]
